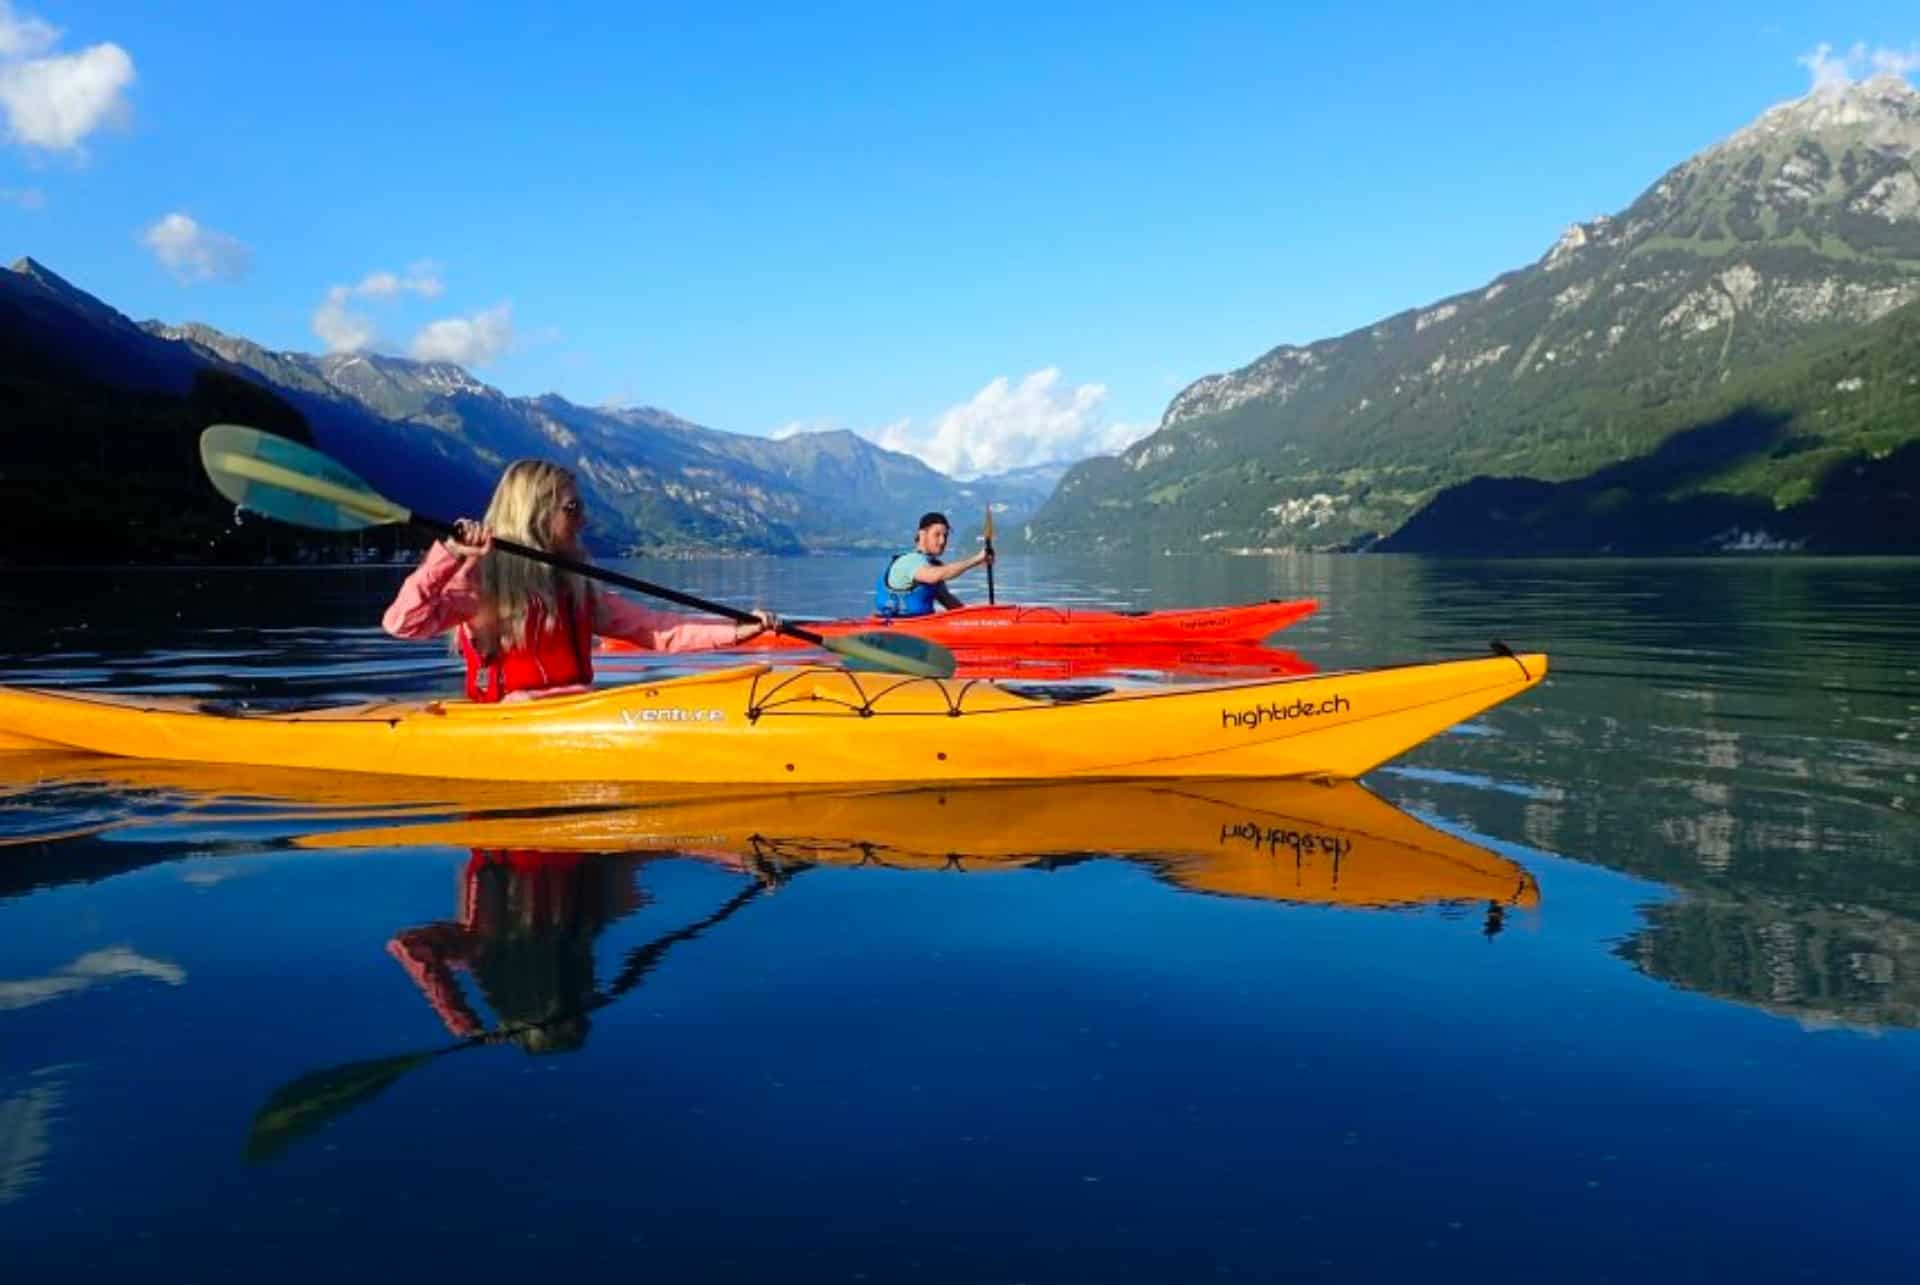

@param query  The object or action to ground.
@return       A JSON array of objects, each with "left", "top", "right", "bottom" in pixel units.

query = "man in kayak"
[
  {"left": 383, "top": 460, "right": 776, "bottom": 701},
  {"left": 875, "top": 511, "right": 994, "bottom": 617}
]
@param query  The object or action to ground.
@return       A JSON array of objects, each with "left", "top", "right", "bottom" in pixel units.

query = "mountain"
[
  {"left": 142, "top": 320, "right": 1041, "bottom": 556},
  {"left": 1025, "top": 75, "right": 1920, "bottom": 554},
  {"left": 978, "top": 460, "right": 1073, "bottom": 511},
  {"left": 0, "top": 257, "right": 457, "bottom": 565},
  {"left": 0, "top": 260, "right": 1044, "bottom": 563}
]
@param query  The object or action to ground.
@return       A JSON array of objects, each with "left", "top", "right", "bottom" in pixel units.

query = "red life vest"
[{"left": 458, "top": 590, "right": 595, "bottom": 702}]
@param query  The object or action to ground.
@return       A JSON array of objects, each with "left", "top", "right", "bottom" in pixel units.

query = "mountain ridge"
[
  {"left": 1024, "top": 75, "right": 1920, "bottom": 554},
  {"left": 1, "top": 264, "right": 1056, "bottom": 562},
  {"left": 141, "top": 314, "right": 1055, "bottom": 554}
]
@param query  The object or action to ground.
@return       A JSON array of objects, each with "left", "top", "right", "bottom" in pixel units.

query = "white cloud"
[
  {"left": 0, "top": 183, "right": 42, "bottom": 208},
  {"left": 307, "top": 268, "right": 517, "bottom": 367},
  {"left": 0, "top": 4, "right": 134, "bottom": 153},
  {"left": 1093, "top": 417, "right": 1157, "bottom": 455},
  {"left": 352, "top": 261, "right": 443, "bottom": 299},
  {"left": 1798, "top": 41, "right": 1920, "bottom": 94},
  {"left": 312, "top": 285, "right": 376, "bottom": 353},
  {"left": 409, "top": 303, "right": 513, "bottom": 367},
  {"left": 139, "top": 212, "right": 250, "bottom": 283},
  {"left": 863, "top": 368, "right": 1146, "bottom": 478},
  {"left": 1871, "top": 46, "right": 1920, "bottom": 77},
  {"left": 0, "top": 2, "right": 56, "bottom": 59},
  {"left": 308, "top": 262, "right": 452, "bottom": 353}
]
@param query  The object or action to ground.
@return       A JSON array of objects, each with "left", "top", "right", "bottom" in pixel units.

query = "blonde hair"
[{"left": 467, "top": 460, "right": 589, "bottom": 656}]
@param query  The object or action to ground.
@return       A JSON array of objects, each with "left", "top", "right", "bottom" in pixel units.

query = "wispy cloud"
[
  {"left": 0, "top": 946, "right": 185, "bottom": 1012},
  {"left": 309, "top": 262, "right": 451, "bottom": 354},
  {"left": 312, "top": 285, "right": 377, "bottom": 353},
  {"left": 409, "top": 303, "right": 514, "bottom": 367},
  {"left": 1797, "top": 41, "right": 1920, "bottom": 94},
  {"left": 352, "top": 261, "right": 443, "bottom": 300},
  {"left": 0, "top": 1, "right": 55, "bottom": 58},
  {"left": 769, "top": 418, "right": 839, "bottom": 440},
  {"left": 0, "top": 3, "right": 134, "bottom": 153},
  {"left": 0, "top": 1075, "right": 62, "bottom": 1207},
  {"left": 863, "top": 368, "right": 1153, "bottom": 478},
  {"left": 0, "top": 183, "right": 42, "bottom": 208},
  {"left": 138, "top": 212, "right": 250, "bottom": 283}
]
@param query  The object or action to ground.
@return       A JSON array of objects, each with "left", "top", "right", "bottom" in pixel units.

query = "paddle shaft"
[
  {"left": 409, "top": 514, "right": 830, "bottom": 647},
  {"left": 983, "top": 509, "right": 996, "bottom": 606}
]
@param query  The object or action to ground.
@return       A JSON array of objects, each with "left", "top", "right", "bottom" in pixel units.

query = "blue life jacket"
[{"left": 874, "top": 552, "right": 942, "bottom": 617}]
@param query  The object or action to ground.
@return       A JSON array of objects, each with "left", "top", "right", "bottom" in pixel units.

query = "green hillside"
[{"left": 1025, "top": 76, "right": 1920, "bottom": 554}]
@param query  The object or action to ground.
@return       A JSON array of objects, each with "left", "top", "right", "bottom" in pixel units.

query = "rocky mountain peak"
[
  {"left": 144, "top": 320, "right": 265, "bottom": 359},
  {"left": 1720, "top": 73, "right": 1920, "bottom": 156},
  {"left": 10, "top": 255, "right": 64, "bottom": 286},
  {"left": 1525, "top": 76, "right": 1920, "bottom": 274},
  {"left": 6, "top": 255, "right": 142, "bottom": 332},
  {"left": 1541, "top": 215, "right": 1616, "bottom": 271}
]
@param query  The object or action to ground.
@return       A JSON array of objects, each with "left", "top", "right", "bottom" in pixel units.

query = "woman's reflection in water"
[{"left": 385, "top": 849, "right": 651, "bottom": 1054}]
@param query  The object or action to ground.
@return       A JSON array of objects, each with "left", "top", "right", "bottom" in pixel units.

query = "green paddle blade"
[
  {"left": 245, "top": 1050, "right": 440, "bottom": 1162},
  {"left": 201, "top": 423, "right": 411, "bottom": 532},
  {"left": 825, "top": 631, "right": 955, "bottom": 678}
]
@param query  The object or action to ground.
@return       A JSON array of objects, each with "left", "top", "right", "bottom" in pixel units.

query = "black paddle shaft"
[{"left": 409, "top": 514, "right": 830, "bottom": 647}]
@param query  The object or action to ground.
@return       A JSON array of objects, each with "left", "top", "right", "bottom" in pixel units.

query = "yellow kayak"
[
  {"left": 0, "top": 652, "right": 1545, "bottom": 784},
  {"left": 0, "top": 753, "right": 1538, "bottom": 912}
]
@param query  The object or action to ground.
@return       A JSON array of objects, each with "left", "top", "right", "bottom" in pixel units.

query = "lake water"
[{"left": 3, "top": 553, "right": 1917, "bottom": 1283}]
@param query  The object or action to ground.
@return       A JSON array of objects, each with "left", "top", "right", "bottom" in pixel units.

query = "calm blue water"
[{"left": 3, "top": 553, "right": 1917, "bottom": 1283}]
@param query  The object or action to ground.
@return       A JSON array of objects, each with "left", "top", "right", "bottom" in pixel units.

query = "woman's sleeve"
[
  {"left": 381, "top": 543, "right": 481, "bottom": 639},
  {"left": 386, "top": 929, "right": 485, "bottom": 1038},
  {"left": 595, "top": 592, "right": 742, "bottom": 653}
]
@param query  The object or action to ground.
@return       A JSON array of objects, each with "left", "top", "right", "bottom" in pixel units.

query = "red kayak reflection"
[
  {"left": 600, "top": 598, "right": 1318, "bottom": 652},
  {"left": 600, "top": 640, "right": 1317, "bottom": 683}
]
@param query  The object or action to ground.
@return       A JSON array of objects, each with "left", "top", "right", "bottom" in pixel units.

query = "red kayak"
[{"left": 600, "top": 598, "right": 1318, "bottom": 654}]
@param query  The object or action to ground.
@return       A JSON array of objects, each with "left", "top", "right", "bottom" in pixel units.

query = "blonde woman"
[{"left": 382, "top": 460, "right": 775, "bottom": 701}]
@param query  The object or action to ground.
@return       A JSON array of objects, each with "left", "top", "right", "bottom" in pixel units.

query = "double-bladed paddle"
[{"left": 198, "top": 424, "right": 956, "bottom": 678}]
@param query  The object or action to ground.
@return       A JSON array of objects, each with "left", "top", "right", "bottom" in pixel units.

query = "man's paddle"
[
  {"left": 198, "top": 424, "right": 955, "bottom": 678},
  {"left": 983, "top": 506, "right": 996, "bottom": 606}
]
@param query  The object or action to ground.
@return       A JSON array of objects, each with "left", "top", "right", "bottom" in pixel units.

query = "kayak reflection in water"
[
  {"left": 385, "top": 850, "right": 649, "bottom": 1054},
  {"left": 382, "top": 459, "right": 778, "bottom": 702}
]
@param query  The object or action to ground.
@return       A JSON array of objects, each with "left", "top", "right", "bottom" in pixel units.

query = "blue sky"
[{"left": 3, "top": 1, "right": 1917, "bottom": 478}]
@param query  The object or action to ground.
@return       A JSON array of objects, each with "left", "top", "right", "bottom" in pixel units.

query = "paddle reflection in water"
[{"left": 247, "top": 854, "right": 773, "bottom": 1162}]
